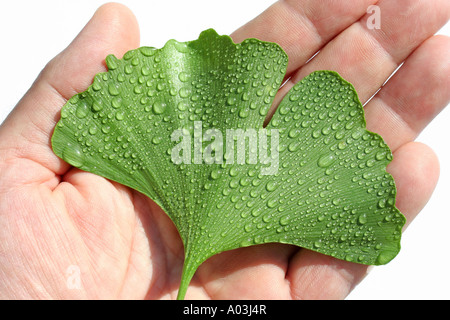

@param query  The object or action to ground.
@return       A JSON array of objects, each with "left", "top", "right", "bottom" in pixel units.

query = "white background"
[{"left": 0, "top": 0, "right": 448, "bottom": 300}]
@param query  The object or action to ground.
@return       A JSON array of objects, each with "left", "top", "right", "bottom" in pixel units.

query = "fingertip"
[
  {"left": 43, "top": 2, "right": 140, "bottom": 100},
  {"left": 91, "top": 2, "right": 141, "bottom": 53},
  {"left": 388, "top": 141, "right": 440, "bottom": 228}
]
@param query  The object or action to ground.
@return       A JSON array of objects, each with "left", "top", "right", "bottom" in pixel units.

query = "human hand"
[{"left": 0, "top": 1, "right": 449, "bottom": 299}]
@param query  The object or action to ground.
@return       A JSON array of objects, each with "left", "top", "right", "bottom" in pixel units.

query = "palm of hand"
[
  {"left": 0, "top": 1, "right": 449, "bottom": 299},
  {"left": 1, "top": 157, "right": 295, "bottom": 299}
]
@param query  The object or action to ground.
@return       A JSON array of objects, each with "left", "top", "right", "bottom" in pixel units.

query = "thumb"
[{"left": 0, "top": 3, "right": 140, "bottom": 176}]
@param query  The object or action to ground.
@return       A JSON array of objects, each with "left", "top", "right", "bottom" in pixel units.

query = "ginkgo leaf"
[{"left": 51, "top": 29, "right": 405, "bottom": 300}]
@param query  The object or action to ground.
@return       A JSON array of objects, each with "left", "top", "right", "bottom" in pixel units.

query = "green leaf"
[{"left": 51, "top": 29, "right": 405, "bottom": 299}]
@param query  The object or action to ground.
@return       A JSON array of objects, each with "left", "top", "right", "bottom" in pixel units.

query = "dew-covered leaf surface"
[{"left": 51, "top": 29, "right": 405, "bottom": 299}]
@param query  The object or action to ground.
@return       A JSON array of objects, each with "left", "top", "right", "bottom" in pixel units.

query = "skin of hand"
[{"left": 0, "top": 1, "right": 449, "bottom": 299}]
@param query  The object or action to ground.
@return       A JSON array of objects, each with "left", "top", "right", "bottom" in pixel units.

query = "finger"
[
  {"left": 0, "top": 3, "right": 140, "bottom": 176},
  {"left": 231, "top": 0, "right": 378, "bottom": 76},
  {"left": 281, "top": 0, "right": 450, "bottom": 104},
  {"left": 364, "top": 35, "right": 450, "bottom": 151},
  {"left": 286, "top": 141, "right": 440, "bottom": 299}
]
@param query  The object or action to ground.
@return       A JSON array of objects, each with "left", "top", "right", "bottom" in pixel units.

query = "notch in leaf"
[{"left": 52, "top": 29, "right": 406, "bottom": 300}]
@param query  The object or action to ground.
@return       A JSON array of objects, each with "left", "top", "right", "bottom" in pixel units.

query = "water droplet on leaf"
[
  {"left": 62, "top": 143, "right": 84, "bottom": 168},
  {"left": 317, "top": 154, "right": 335, "bottom": 168}
]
